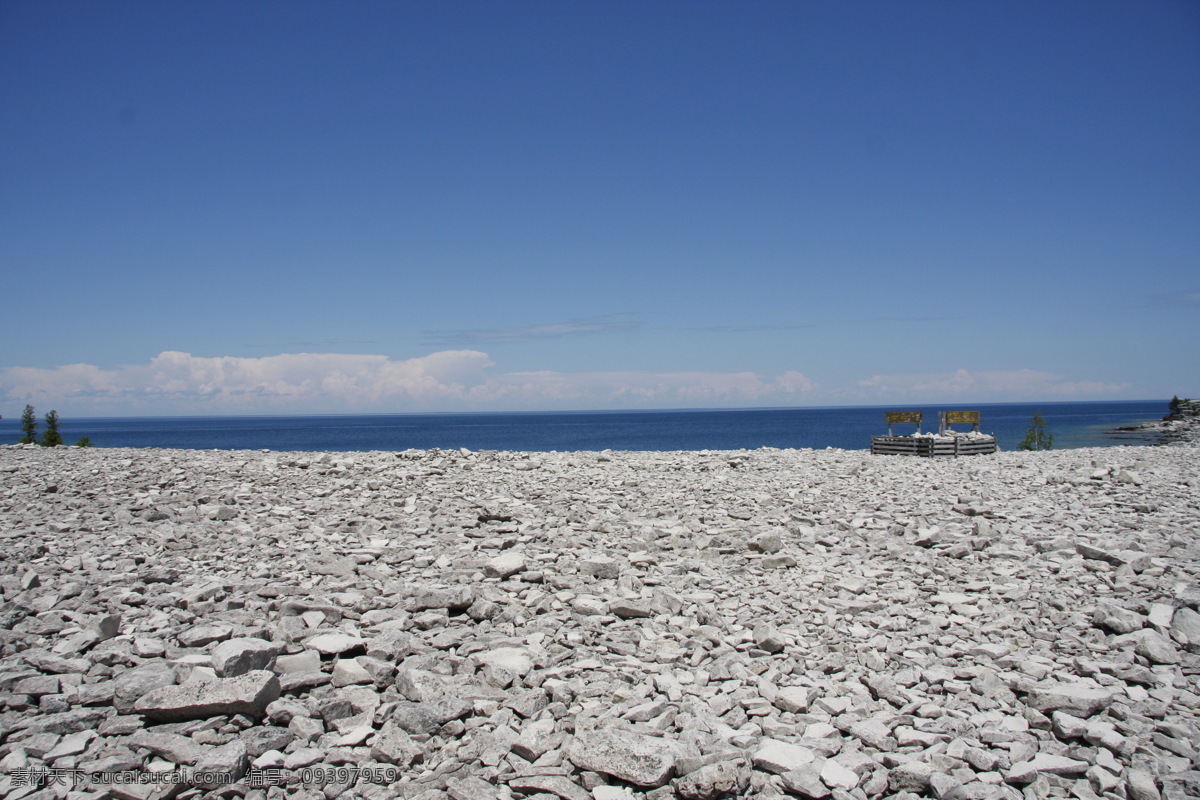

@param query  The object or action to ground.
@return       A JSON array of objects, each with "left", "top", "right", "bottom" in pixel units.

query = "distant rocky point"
[
  {"left": 1164, "top": 397, "right": 1200, "bottom": 422},
  {"left": 1111, "top": 397, "right": 1200, "bottom": 446}
]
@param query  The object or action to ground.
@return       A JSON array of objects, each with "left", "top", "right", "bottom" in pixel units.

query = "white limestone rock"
[
  {"left": 133, "top": 670, "right": 281, "bottom": 721},
  {"left": 567, "top": 729, "right": 680, "bottom": 787},
  {"left": 485, "top": 551, "right": 526, "bottom": 579},
  {"left": 5, "top": 431, "right": 1200, "bottom": 799},
  {"left": 1006, "top": 753, "right": 1089, "bottom": 783},
  {"left": 1024, "top": 682, "right": 1115, "bottom": 717},
  {"left": 1171, "top": 606, "right": 1200, "bottom": 650},
  {"left": 304, "top": 632, "right": 365, "bottom": 655},
  {"left": 752, "top": 738, "right": 815, "bottom": 774},
  {"left": 211, "top": 637, "right": 280, "bottom": 677}
]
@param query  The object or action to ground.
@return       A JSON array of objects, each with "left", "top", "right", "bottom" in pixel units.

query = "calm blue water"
[{"left": 0, "top": 401, "right": 1170, "bottom": 452}]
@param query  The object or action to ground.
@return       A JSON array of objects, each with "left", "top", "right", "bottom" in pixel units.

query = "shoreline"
[
  {"left": 1, "top": 439, "right": 1198, "bottom": 798},
  {"left": 1107, "top": 412, "right": 1200, "bottom": 447}
]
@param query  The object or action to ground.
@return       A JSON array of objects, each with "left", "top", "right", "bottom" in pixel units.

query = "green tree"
[
  {"left": 40, "top": 410, "right": 63, "bottom": 447},
  {"left": 75, "top": 436, "right": 93, "bottom": 447},
  {"left": 19, "top": 405, "right": 37, "bottom": 444},
  {"left": 1170, "top": 395, "right": 1182, "bottom": 415},
  {"left": 1017, "top": 411, "right": 1053, "bottom": 451}
]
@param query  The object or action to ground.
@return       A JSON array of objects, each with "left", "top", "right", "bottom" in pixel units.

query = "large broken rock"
[
  {"left": 1006, "top": 753, "right": 1089, "bottom": 783},
  {"left": 193, "top": 739, "right": 249, "bottom": 788},
  {"left": 16, "top": 707, "right": 109, "bottom": 737},
  {"left": 128, "top": 730, "right": 206, "bottom": 765},
  {"left": 673, "top": 759, "right": 747, "bottom": 800},
  {"left": 752, "top": 738, "right": 815, "bottom": 774},
  {"left": 484, "top": 551, "right": 526, "bottom": 579},
  {"left": 1172, "top": 606, "right": 1200, "bottom": 651},
  {"left": 370, "top": 721, "right": 424, "bottom": 767},
  {"left": 508, "top": 774, "right": 592, "bottom": 800},
  {"left": 567, "top": 729, "right": 679, "bottom": 787},
  {"left": 112, "top": 660, "right": 177, "bottom": 712},
  {"left": 211, "top": 637, "right": 281, "bottom": 677},
  {"left": 305, "top": 632, "right": 365, "bottom": 655},
  {"left": 133, "top": 670, "right": 281, "bottom": 721},
  {"left": 1024, "top": 681, "right": 1115, "bottom": 717}
]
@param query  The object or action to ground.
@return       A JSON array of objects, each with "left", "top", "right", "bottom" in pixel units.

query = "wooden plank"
[
  {"left": 885, "top": 411, "right": 923, "bottom": 425},
  {"left": 871, "top": 437, "right": 935, "bottom": 456},
  {"left": 872, "top": 435, "right": 996, "bottom": 457},
  {"left": 944, "top": 410, "right": 980, "bottom": 425},
  {"left": 933, "top": 438, "right": 996, "bottom": 456}
]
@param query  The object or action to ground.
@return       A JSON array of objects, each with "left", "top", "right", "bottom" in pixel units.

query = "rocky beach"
[
  {"left": 1, "top": 426, "right": 1198, "bottom": 800},
  {"left": 1109, "top": 400, "right": 1200, "bottom": 447}
]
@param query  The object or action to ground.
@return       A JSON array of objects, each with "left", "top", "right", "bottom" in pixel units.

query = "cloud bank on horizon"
[{"left": 0, "top": 350, "right": 1133, "bottom": 416}]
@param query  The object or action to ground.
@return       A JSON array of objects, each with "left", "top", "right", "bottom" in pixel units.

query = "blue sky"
[{"left": 2, "top": 1, "right": 1197, "bottom": 415}]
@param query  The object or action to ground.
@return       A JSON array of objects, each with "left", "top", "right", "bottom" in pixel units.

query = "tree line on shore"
[{"left": 17, "top": 405, "right": 91, "bottom": 447}]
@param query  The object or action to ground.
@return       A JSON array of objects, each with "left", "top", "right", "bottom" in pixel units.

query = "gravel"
[{"left": 1, "top": 433, "right": 1198, "bottom": 799}]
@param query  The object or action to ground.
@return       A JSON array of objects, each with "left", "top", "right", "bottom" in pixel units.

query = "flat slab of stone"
[
  {"left": 508, "top": 774, "right": 592, "bottom": 800},
  {"left": 1006, "top": 753, "right": 1089, "bottom": 783},
  {"left": 781, "top": 764, "right": 831, "bottom": 798},
  {"left": 128, "top": 729, "right": 206, "bottom": 765},
  {"left": 304, "top": 632, "right": 365, "bottom": 655},
  {"left": 133, "top": 670, "right": 280, "bottom": 721},
  {"left": 1024, "top": 681, "right": 1115, "bottom": 717},
  {"left": 484, "top": 551, "right": 526, "bottom": 579},
  {"left": 447, "top": 776, "right": 499, "bottom": 800},
  {"left": 752, "top": 738, "right": 815, "bottom": 774},
  {"left": 579, "top": 556, "right": 621, "bottom": 579},
  {"left": 820, "top": 759, "right": 860, "bottom": 790},
  {"left": 610, "top": 600, "right": 655, "bottom": 619},
  {"left": 1075, "top": 542, "right": 1153, "bottom": 572},
  {"left": 848, "top": 719, "right": 893, "bottom": 750},
  {"left": 567, "top": 729, "right": 678, "bottom": 787},
  {"left": 17, "top": 707, "right": 108, "bottom": 736},
  {"left": 274, "top": 649, "right": 321, "bottom": 674},
  {"left": 410, "top": 586, "right": 474, "bottom": 611},
  {"left": 477, "top": 646, "right": 534, "bottom": 676},
  {"left": 773, "top": 686, "right": 810, "bottom": 713},
  {"left": 43, "top": 730, "right": 96, "bottom": 759},
  {"left": 1135, "top": 630, "right": 1181, "bottom": 664}
]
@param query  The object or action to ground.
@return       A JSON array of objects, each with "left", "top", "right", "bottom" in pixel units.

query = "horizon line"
[{"left": 0, "top": 397, "right": 1169, "bottom": 423}]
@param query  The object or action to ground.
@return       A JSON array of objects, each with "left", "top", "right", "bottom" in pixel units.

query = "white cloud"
[
  {"left": 1, "top": 351, "right": 494, "bottom": 413},
  {"left": 6, "top": 352, "right": 1133, "bottom": 416},
  {"left": 855, "top": 368, "right": 1131, "bottom": 401},
  {"left": 0, "top": 351, "right": 817, "bottom": 415}
]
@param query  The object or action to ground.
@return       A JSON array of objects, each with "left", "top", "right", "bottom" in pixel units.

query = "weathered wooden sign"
[
  {"left": 943, "top": 410, "right": 980, "bottom": 425},
  {"left": 885, "top": 411, "right": 923, "bottom": 425}
]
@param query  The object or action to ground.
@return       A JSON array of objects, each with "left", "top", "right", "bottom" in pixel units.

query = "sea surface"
[{"left": 0, "top": 400, "right": 1171, "bottom": 453}]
